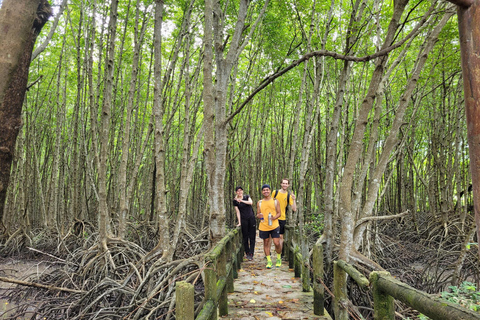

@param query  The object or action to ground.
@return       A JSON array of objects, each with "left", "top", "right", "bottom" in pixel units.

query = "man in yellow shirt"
[
  {"left": 257, "top": 184, "right": 282, "bottom": 268},
  {"left": 273, "top": 178, "right": 296, "bottom": 259}
]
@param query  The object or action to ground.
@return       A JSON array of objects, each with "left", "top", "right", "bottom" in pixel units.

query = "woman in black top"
[{"left": 233, "top": 186, "right": 256, "bottom": 261}]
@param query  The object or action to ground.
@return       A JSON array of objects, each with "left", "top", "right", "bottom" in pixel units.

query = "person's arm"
[
  {"left": 291, "top": 193, "right": 297, "bottom": 212},
  {"left": 274, "top": 200, "right": 281, "bottom": 220},
  {"left": 242, "top": 196, "right": 253, "bottom": 205},
  {"left": 235, "top": 206, "right": 241, "bottom": 227},
  {"left": 256, "top": 201, "right": 263, "bottom": 219}
]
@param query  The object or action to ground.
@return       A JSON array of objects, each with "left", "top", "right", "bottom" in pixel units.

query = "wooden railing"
[
  {"left": 176, "top": 227, "right": 242, "bottom": 320},
  {"left": 284, "top": 224, "right": 480, "bottom": 320},
  {"left": 177, "top": 223, "right": 479, "bottom": 320},
  {"left": 283, "top": 225, "right": 325, "bottom": 315}
]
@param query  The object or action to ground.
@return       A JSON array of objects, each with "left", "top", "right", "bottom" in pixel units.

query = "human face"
[
  {"left": 281, "top": 179, "right": 289, "bottom": 191},
  {"left": 236, "top": 188, "right": 244, "bottom": 198},
  {"left": 262, "top": 187, "right": 271, "bottom": 198}
]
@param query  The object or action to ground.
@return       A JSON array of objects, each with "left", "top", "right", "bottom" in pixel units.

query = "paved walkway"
[{"left": 225, "top": 233, "right": 332, "bottom": 320}]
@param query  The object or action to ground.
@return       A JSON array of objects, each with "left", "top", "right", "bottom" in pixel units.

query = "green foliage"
[
  {"left": 441, "top": 281, "right": 480, "bottom": 313},
  {"left": 304, "top": 212, "right": 324, "bottom": 235}
]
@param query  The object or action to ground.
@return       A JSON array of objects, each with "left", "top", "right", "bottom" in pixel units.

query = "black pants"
[{"left": 241, "top": 215, "right": 256, "bottom": 255}]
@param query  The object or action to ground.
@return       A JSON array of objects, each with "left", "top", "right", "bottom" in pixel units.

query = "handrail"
[
  {"left": 175, "top": 227, "right": 243, "bottom": 320},
  {"left": 284, "top": 225, "right": 325, "bottom": 315},
  {"left": 370, "top": 271, "right": 480, "bottom": 320},
  {"left": 284, "top": 224, "right": 480, "bottom": 320}
]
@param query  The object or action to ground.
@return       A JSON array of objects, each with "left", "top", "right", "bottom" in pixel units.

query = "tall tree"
[{"left": 0, "top": 0, "right": 51, "bottom": 232}]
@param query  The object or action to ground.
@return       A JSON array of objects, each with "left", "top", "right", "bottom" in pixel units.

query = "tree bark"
[
  {"left": 98, "top": 0, "right": 118, "bottom": 246},
  {"left": 0, "top": 0, "right": 51, "bottom": 232},
  {"left": 152, "top": 0, "right": 170, "bottom": 259}
]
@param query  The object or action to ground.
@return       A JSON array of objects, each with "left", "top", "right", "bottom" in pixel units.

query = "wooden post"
[
  {"left": 204, "top": 255, "right": 218, "bottom": 320},
  {"left": 236, "top": 229, "right": 243, "bottom": 271},
  {"left": 333, "top": 261, "right": 348, "bottom": 320},
  {"left": 313, "top": 243, "right": 324, "bottom": 315},
  {"left": 370, "top": 271, "right": 395, "bottom": 320},
  {"left": 231, "top": 231, "right": 239, "bottom": 279},
  {"left": 294, "top": 246, "right": 301, "bottom": 278},
  {"left": 371, "top": 271, "right": 480, "bottom": 320},
  {"left": 238, "top": 226, "right": 244, "bottom": 260},
  {"left": 284, "top": 224, "right": 290, "bottom": 263},
  {"left": 218, "top": 247, "right": 228, "bottom": 316},
  {"left": 176, "top": 281, "right": 194, "bottom": 320},
  {"left": 226, "top": 238, "right": 234, "bottom": 293},
  {"left": 301, "top": 234, "right": 310, "bottom": 292},
  {"left": 288, "top": 226, "right": 294, "bottom": 269}
]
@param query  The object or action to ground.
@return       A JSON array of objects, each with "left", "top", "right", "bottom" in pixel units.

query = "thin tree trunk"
[
  {"left": 338, "top": 0, "right": 408, "bottom": 266},
  {"left": 98, "top": 0, "right": 119, "bottom": 247},
  {"left": 118, "top": 0, "right": 149, "bottom": 239},
  {"left": 151, "top": 0, "right": 170, "bottom": 259},
  {"left": 353, "top": 7, "right": 454, "bottom": 248}
]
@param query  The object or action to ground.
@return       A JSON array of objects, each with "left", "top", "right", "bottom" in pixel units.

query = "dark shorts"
[
  {"left": 278, "top": 219, "right": 286, "bottom": 234},
  {"left": 259, "top": 227, "right": 280, "bottom": 239}
]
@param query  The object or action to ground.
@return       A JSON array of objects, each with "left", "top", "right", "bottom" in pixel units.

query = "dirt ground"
[
  {"left": 0, "top": 257, "right": 54, "bottom": 319},
  {"left": 225, "top": 234, "right": 332, "bottom": 320}
]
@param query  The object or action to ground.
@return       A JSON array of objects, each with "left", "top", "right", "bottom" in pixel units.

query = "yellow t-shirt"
[
  {"left": 258, "top": 198, "right": 279, "bottom": 231},
  {"left": 273, "top": 190, "right": 293, "bottom": 221}
]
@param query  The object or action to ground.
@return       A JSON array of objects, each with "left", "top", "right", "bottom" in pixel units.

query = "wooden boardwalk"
[{"left": 225, "top": 233, "right": 332, "bottom": 320}]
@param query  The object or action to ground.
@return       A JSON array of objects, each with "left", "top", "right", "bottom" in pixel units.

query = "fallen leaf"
[
  {"left": 278, "top": 300, "right": 284, "bottom": 304},
  {"left": 250, "top": 299, "right": 256, "bottom": 303},
  {"left": 254, "top": 291, "right": 258, "bottom": 294},
  {"left": 265, "top": 311, "right": 273, "bottom": 317},
  {"left": 282, "top": 285, "right": 292, "bottom": 288},
  {"left": 253, "top": 280, "right": 259, "bottom": 284}
]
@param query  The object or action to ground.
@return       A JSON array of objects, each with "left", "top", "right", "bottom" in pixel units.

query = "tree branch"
[
  {"left": 355, "top": 210, "right": 409, "bottom": 228},
  {"left": 226, "top": 10, "right": 429, "bottom": 124},
  {"left": 0, "top": 276, "right": 84, "bottom": 294}
]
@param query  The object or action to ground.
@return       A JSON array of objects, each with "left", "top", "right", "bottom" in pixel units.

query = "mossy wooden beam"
[
  {"left": 370, "top": 271, "right": 394, "bottom": 320},
  {"left": 176, "top": 281, "right": 194, "bottom": 320},
  {"left": 370, "top": 271, "right": 480, "bottom": 320},
  {"left": 333, "top": 261, "right": 349, "bottom": 320},
  {"left": 294, "top": 247, "right": 301, "bottom": 278},
  {"left": 203, "top": 256, "right": 218, "bottom": 320},
  {"left": 336, "top": 259, "right": 369, "bottom": 288},
  {"left": 313, "top": 243, "right": 324, "bottom": 315},
  {"left": 217, "top": 244, "right": 228, "bottom": 317},
  {"left": 195, "top": 300, "right": 216, "bottom": 320},
  {"left": 178, "top": 227, "right": 242, "bottom": 320}
]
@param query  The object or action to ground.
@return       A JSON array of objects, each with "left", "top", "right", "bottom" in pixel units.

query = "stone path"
[{"left": 224, "top": 233, "right": 332, "bottom": 320}]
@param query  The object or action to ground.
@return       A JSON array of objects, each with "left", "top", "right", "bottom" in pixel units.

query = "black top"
[{"left": 233, "top": 195, "right": 255, "bottom": 219}]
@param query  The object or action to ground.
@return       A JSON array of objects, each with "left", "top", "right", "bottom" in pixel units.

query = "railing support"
[
  {"left": 226, "top": 238, "right": 234, "bottom": 293},
  {"left": 333, "top": 261, "right": 348, "bottom": 320},
  {"left": 202, "top": 255, "right": 218, "bottom": 320},
  {"left": 370, "top": 271, "right": 480, "bottom": 320},
  {"left": 176, "top": 281, "right": 194, "bottom": 320},
  {"left": 370, "top": 271, "right": 395, "bottom": 320},
  {"left": 217, "top": 245, "right": 228, "bottom": 316},
  {"left": 312, "top": 243, "right": 324, "bottom": 315},
  {"left": 294, "top": 246, "right": 301, "bottom": 278}
]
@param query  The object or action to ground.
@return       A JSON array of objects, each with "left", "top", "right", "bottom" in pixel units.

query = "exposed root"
[{"left": 0, "top": 226, "right": 209, "bottom": 319}]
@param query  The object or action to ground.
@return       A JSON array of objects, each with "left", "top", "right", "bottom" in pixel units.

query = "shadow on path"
[{"left": 225, "top": 232, "right": 332, "bottom": 320}]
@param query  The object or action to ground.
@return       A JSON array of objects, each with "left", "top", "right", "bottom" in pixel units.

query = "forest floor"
[
  {"left": 0, "top": 257, "right": 53, "bottom": 319},
  {"left": 225, "top": 234, "right": 331, "bottom": 320}
]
